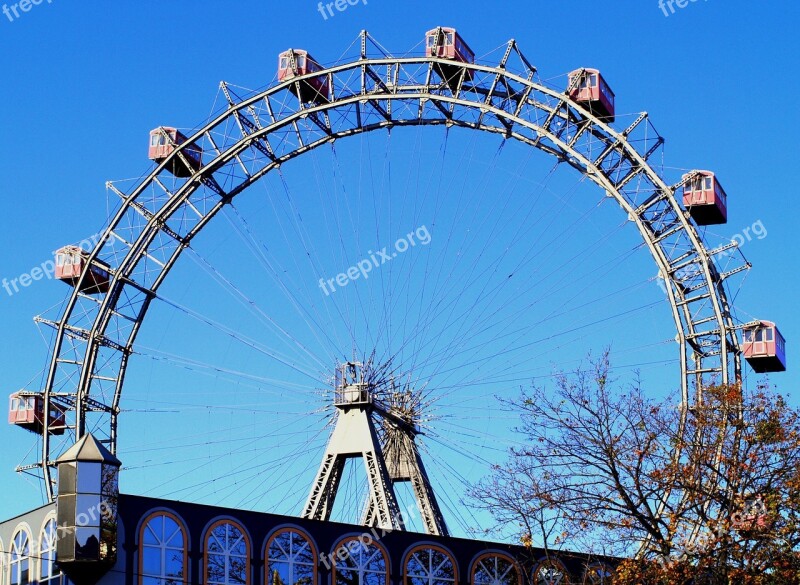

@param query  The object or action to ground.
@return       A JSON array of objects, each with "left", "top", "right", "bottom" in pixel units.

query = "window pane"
[
  {"left": 206, "top": 523, "right": 248, "bottom": 585},
  {"left": 75, "top": 526, "right": 100, "bottom": 559},
  {"left": 164, "top": 518, "right": 183, "bottom": 548},
  {"left": 534, "top": 561, "right": 567, "bottom": 585},
  {"left": 76, "top": 462, "right": 102, "bottom": 493},
  {"left": 140, "top": 514, "right": 186, "bottom": 585},
  {"left": 474, "top": 556, "right": 517, "bottom": 585},
  {"left": 405, "top": 548, "right": 455, "bottom": 585},
  {"left": 335, "top": 540, "right": 385, "bottom": 585},
  {"left": 407, "top": 555, "right": 425, "bottom": 576},
  {"left": 76, "top": 495, "right": 102, "bottom": 527},
  {"left": 432, "top": 559, "right": 454, "bottom": 580},
  {"left": 268, "top": 531, "right": 315, "bottom": 585},
  {"left": 268, "top": 561, "right": 291, "bottom": 585},
  {"left": 294, "top": 564, "right": 313, "bottom": 585},
  {"left": 11, "top": 531, "right": 31, "bottom": 585},
  {"left": 143, "top": 547, "right": 162, "bottom": 576},
  {"left": 336, "top": 568, "right": 357, "bottom": 585},
  {"left": 207, "top": 553, "right": 227, "bottom": 584},
  {"left": 230, "top": 538, "right": 246, "bottom": 556},
  {"left": 102, "top": 466, "right": 119, "bottom": 496},
  {"left": 165, "top": 551, "right": 184, "bottom": 579},
  {"left": 14, "top": 531, "right": 29, "bottom": 555},
  {"left": 40, "top": 519, "right": 58, "bottom": 582},
  {"left": 208, "top": 533, "right": 224, "bottom": 554},
  {"left": 229, "top": 556, "right": 248, "bottom": 584},
  {"left": 143, "top": 520, "right": 161, "bottom": 545},
  {"left": 269, "top": 532, "right": 290, "bottom": 559}
]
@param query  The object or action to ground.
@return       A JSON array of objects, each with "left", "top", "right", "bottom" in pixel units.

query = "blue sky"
[{"left": 0, "top": 0, "right": 798, "bottom": 540}]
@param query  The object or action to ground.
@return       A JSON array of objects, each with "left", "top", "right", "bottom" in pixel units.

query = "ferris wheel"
[{"left": 10, "top": 28, "right": 785, "bottom": 545}]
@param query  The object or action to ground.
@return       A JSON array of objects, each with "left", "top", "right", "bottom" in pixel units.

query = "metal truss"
[
  {"left": 23, "top": 30, "right": 744, "bottom": 517},
  {"left": 365, "top": 418, "right": 449, "bottom": 536},
  {"left": 302, "top": 362, "right": 403, "bottom": 531},
  {"left": 303, "top": 363, "right": 447, "bottom": 535}
]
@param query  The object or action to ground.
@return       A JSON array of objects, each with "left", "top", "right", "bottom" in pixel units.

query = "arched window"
[
  {"left": 265, "top": 528, "right": 316, "bottom": 585},
  {"left": 10, "top": 529, "right": 31, "bottom": 585},
  {"left": 404, "top": 545, "right": 456, "bottom": 585},
  {"left": 533, "top": 559, "right": 570, "bottom": 585},
  {"left": 471, "top": 553, "right": 520, "bottom": 585},
  {"left": 140, "top": 511, "right": 188, "bottom": 585},
  {"left": 581, "top": 564, "right": 612, "bottom": 585},
  {"left": 40, "top": 518, "right": 62, "bottom": 585},
  {"left": 205, "top": 520, "right": 250, "bottom": 585},
  {"left": 333, "top": 537, "right": 389, "bottom": 585}
]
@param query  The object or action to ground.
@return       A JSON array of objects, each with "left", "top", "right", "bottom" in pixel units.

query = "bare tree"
[{"left": 472, "top": 351, "right": 800, "bottom": 583}]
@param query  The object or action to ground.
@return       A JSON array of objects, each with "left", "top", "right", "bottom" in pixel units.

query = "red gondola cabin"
[
  {"left": 278, "top": 49, "right": 329, "bottom": 104},
  {"left": 731, "top": 496, "right": 769, "bottom": 533},
  {"left": 8, "top": 392, "right": 65, "bottom": 435},
  {"left": 55, "top": 246, "right": 111, "bottom": 294},
  {"left": 425, "top": 27, "right": 475, "bottom": 87},
  {"left": 568, "top": 69, "right": 615, "bottom": 123},
  {"left": 148, "top": 127, "right": 203, "bottom": 178},
  {"left": 742, "top": 321, "right": 786, "bottom": 373},
  {"left": 682, "top": 171, "right": 728, "bottom": 226}
]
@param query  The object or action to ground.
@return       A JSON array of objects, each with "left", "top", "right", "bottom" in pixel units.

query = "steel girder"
[{"left": 27, "top": 33, "right": 743, "bottom": 513}]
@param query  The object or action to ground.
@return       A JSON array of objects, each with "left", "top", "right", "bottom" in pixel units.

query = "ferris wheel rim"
[{"left": 31, "top": 32, "right": 742, "bottom": 505}]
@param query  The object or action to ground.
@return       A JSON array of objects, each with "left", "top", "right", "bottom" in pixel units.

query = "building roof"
[{"left": 55, "top": 433, "right": 121, "bottom": 466}]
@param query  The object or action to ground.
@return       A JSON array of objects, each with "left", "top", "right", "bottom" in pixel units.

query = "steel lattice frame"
[{"left": 26, "top": 32, "right": 744, "bottom": 510}]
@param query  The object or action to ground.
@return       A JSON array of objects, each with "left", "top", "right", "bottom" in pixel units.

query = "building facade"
[{"left": 0, "top": 494, "right": 615, "bottom": 585}]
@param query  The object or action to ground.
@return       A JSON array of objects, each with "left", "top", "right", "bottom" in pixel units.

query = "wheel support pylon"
[{"left": 302, "top": 362, "right": 448, "bottom": 536}]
